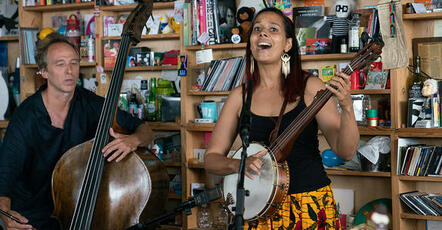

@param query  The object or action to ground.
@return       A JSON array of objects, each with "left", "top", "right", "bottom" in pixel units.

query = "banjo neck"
[{"left": 270, "top": 40, "right": 383, "bottom": 162}]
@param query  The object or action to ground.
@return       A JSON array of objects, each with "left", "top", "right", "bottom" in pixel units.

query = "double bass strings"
[{"left": 69, "top": 36, "right": 132, "bottom": 229}]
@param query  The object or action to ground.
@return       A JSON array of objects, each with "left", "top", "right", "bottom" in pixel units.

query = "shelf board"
[
  {"left": 168, "top": 193, "right": 182, "bottom": 200},
  {"left": 23, "top": 2, "right": 95, "bottom": 12},
  {"left": 397, "top": 128, "right": 442, "bottom": 138},
  {"left": 104, "top": 65, "right": 177, "bottom": 72},
  {"left": 398, "top": 176, "right": 442, "bottom": 182},
  {"left": 326, "top": 169, "right": 391, "bottom": 177},
  {"left": 187, "top": 89, "right": 390, "bottom": 96},
  {"left": 100, "top": 2, "right": 174, "bottom": 12},
  {"left": 24, "top": 62, "right": 96, "bottom": 68},
  {"left": 0, "top": 120, "right": 9, "bottom": 129},
  {"left": 163, "top": 162, "right": 181, "bottom": 167},
  {"left": 147, "top": 121, "right": 180, "bottom": 130},
  {"left": 301, "top": 53, "right": 356, "bottom": 61},
  {"left": 184, "top": 123, "right": 215, "bottom": 132},
  {"left": 403, "top": 12, "right": 442, "bottom": 20},
  {"left": 102, "top": 33, "right": 179, "bottom": 41},
  {"left": 358, "top": 126, "right": 394, "bottom": 135},
  {"left": 0, "top": 36, "right": 18, "bottom": 41},
  {"left": 187, "top": 91, "right": 230, "bottom": 96},
  {"left": 187, "top": 162, "right": 204, "bottom": 169},
  {"left": 185, "top": 43, "right": 247, "bottom": 51},
  {"left": 400, "top": 213, "right": 442, "bottom": 221},
  {"left": 350, "top": 89, "right": 390, "bottom": 95}
]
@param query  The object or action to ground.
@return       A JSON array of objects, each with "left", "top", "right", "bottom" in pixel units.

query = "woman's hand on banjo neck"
[{"left": 244, "top": 149, "right": 268, "bottom": 180}]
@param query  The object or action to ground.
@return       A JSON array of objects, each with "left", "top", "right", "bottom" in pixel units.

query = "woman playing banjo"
[{"left": 204, "top": 7, "right": 359, "bottom": 229}]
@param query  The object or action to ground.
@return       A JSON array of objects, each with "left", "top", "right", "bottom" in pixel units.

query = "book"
[
  {"left": 215, "top": 0, "right": 236, "bottom": 43},
  {"left": 103, "top": 39, "right": 120, "bottom": 68},
  {"left": 294, "top": 16, "right": 330, "bottom": 47},
  {"left": 400, "top": 191, "right": 427, "bottom": 215}
]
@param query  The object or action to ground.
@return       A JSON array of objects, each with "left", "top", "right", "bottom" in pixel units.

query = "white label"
[{"left": 195, "top": 49, "right": 213, "bottom": 64}]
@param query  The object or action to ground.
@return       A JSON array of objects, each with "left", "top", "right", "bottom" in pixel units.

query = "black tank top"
[{"left": 249, "top": 97, "right": 331, "bottom": 194}]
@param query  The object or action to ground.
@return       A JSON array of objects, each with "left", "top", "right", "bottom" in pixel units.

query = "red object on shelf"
[{"left": 162, "top": 50, "right": 180, "bottom": 65}]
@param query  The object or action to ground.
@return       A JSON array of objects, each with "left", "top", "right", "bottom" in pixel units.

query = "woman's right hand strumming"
[{"left": 244, "top": 149, "right": 268, "bottom": 179}]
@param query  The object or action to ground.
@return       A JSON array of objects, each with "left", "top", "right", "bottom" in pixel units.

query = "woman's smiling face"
[{"left": 250, "top": 11, "right": 292, "bottom": 65}]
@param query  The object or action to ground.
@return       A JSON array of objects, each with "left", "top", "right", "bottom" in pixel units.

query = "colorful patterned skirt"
[{"left": 244, "top": 184, "right": 341, "bottom": 230}]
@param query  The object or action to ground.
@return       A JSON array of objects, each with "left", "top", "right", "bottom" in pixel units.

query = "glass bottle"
[
  {"left": 197, "top": 204, "right": 212, "bottom": 229},
  {"left": 146, "top": 78, "right": 157, "bottom": 121},
  {"left": 412, "top": 56, "right": 428, "bottom": 84},
  {"left": 348, "top": 13, "right": 361, "bottom": 52}
]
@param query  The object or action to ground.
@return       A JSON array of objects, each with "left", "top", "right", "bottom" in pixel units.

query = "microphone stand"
[
  {"left": 232, "top": 81, "right": 253, "bottom": 230},
  {"left": 126, "top": 187, "right": 223, "bottom": 230},
  {"left": 126, "top": 199, "right": 192, "bottom": 230}
]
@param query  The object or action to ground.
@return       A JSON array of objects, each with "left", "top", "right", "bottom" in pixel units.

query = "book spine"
[
  {"left": 212, "top": 0, "right": 221, "bottom": 44},
  {"left": 205, "top": 0, "right": 216, "bottom": 45}
]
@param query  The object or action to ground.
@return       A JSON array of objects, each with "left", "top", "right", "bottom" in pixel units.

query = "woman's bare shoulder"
[{"left": 304, "top": 75, "right": 326, "bottom": 96}]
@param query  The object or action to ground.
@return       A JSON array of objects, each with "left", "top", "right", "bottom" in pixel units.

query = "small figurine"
[
  {"left": 328, "top": 0, "right": 355, "bottom": 53},
  {"left": 236, "top": 7, "right": 254, "bottom": 43},
  {"left": 231, "top": 27, "right": 241, "bottom": 44},
  {"left": 421, "top": 79, "right": 438, "bottom": 97}
]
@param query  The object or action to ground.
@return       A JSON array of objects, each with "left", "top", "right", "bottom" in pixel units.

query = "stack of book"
[
  {"left": 200, "top": 56, "right": 245, "bottom": 92},
  {"left": 183, "top": 0, "right": 237, "bottom": 46},
  {"left": 18, "top": 27, "right": 39, "bottom": 65},
  {"left": 400, "top": 191, "right": 442, "bottom": 216},
  {"left": 398, "top": 145, "right": 442, "bottom": 177}
]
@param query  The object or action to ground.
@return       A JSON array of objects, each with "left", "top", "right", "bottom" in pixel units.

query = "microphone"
[
  {"left": 181, "top": 186, "right": 223, "bottom": 208},
  {"left": 126, "top": 187, "right": 223, "bottom": 230}
]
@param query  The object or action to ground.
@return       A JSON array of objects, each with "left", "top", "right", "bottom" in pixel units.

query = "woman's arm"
[
  {"left": 304, "top": 73, "right": 359, "bottom": 161},
  {"left": 204, "top": 86, "right": 266, "bottom": 179},
  {"left": 204, "top": 87, "right": 243, "bottom": 175}
]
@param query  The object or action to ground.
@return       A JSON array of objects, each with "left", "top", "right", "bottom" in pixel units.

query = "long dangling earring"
[
  {"left": 281, "top": 52, "right": 291, "bottom": 79},
  {"left": 250, "top": 55, "right": 255, "bottom": 74}
]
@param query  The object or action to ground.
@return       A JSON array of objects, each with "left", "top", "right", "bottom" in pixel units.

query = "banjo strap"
[{"left": 269, "top": 97, "right": 288, "bottom": 144}]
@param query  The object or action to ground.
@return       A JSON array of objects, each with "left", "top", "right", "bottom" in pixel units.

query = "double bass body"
[{"left": 52, "top": 139, "right": 169, "bottom": 230}]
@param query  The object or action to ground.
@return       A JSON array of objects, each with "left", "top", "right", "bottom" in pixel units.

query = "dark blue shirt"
[{"left": 0, "top": 85, "right": 142, "bottom": 229}]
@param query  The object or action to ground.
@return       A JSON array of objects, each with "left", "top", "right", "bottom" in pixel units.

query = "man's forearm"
[
  {"left": 0, "top": 196, "right": 11, "bottom": 211},
  {"left": 132, "top": 122, "right": 154, "bottom": 147}
]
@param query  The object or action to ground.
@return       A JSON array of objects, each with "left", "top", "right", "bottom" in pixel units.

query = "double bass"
[{"left": 51, "top": 1, "right": 169, "bottom": 229}]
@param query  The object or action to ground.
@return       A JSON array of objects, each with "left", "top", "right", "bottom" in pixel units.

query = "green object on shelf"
[{"left": 354, "top": 198, "right": 392, "bottom": 226}]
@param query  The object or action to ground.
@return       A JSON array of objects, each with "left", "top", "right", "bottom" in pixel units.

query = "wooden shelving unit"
[
  {"left": 102, "top": 33, "right": 180, "bottom": 41},
  {"left": 396, "top": 128, "right": 442, "bottom": 138},
  {"left": 23, "top": 2, "right": 94, "bottom": 11},
  {"left": 163, "top": 162, "right": 182, "bottom": 167},
  {"left": 185, "top": 42, "right": 247, "bottom": 51},
  {"left": 104, "top": 65, "right": 178, "bottom": 72},
  {"left": 402, "top": 12, "right": 442, "bottom": 20},
  {"left": 148, "top": 122, "right": 181, "bottom": 131},
  {"left": 0, "top": 36, "right": 19, "bottom": 41},
  {"left": 400, "top": 213, "right": 442, "bottom": 221},
  {"left": 100, "top": 1, "right": 174, "bottom": 12},
  {"left": 398, "top": 176, "right": 442, "bottom": 182},
  {"left": 325, "top": 169, "right": 391, "bottom": 177}
]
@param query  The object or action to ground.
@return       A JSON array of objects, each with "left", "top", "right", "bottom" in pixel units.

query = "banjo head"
[{"left": 223, "top": 143, "right": 278, "bottom": 220}]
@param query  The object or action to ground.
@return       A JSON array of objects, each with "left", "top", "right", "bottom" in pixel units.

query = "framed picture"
[{"left": 412, "top": 37, "right": 442, "bottom": 80}]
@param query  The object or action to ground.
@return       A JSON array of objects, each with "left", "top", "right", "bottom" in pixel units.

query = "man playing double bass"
[{"left": 0, "top": 32, "right": 154, "bottom": 230}]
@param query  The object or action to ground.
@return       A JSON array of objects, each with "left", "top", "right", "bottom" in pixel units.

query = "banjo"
[{"left": 223, "top": 40, "right": 384, "bottom": 221}]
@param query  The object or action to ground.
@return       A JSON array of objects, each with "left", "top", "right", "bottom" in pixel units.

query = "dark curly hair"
[
  {"left": 35, "top": 32, "right": 79, "bottom": 71},
  {"left": 245, "top": 7, "right": 306, "bottom": 103}
]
